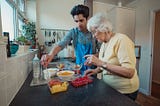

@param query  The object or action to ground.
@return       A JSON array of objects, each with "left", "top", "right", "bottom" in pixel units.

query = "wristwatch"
[{"left": 101, "top": 62, "right": 107, "bottom": 69}]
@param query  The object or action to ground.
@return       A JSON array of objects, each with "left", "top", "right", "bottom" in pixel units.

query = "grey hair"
[{"left": 87, "top": 13, "right": 113, "bottom": 32}]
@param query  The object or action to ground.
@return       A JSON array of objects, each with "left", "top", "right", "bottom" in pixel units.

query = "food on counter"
[
  {"left": 48, "top": 79, "right": 62, "bottom": 87},
  {"left": 74, "top": 65, "right": 80, "bottom": 69},
  {"left": 48, "top": 79, "right": 68, "bottom": 94},
  {"left": 57, "top": 71, "right": 75, "bottom": 81},
  {"left": 57, "top": 63, "right": 65, "bottom": 69},
  {"left": 57, "top": 71, "right": 74, "bottom": 77},
  {"left": 73, "top": 64, "right": 81, "bottom": 74},
  {"left": 58, "top": 71, "right": 73, "bottom": 76},
  {"left": 60, "top": 63, "right": 65, "bottom": 68},
  {"left": 73, "top": 64, "right": 81, "bottom": 70},
  {"left": 71, "top": 76, "right": 93, "bottom": 87}
]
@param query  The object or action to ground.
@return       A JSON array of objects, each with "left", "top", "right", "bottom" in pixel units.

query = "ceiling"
[{"left": 94, "top": 0, "right": 136, "bottom": 6}]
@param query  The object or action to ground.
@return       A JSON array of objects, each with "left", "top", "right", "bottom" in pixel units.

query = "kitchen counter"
[{"left": 9, "top": 65, "right": 139, "bottom": 106}]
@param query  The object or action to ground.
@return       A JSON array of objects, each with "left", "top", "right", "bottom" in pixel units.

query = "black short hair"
[{"left": 70, "top": 4, "right": 89, "bottom": 19}]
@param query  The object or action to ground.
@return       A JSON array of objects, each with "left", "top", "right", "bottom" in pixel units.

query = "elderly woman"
[{"left": 84, "top": 13, "right": 139, "bottom": 100}]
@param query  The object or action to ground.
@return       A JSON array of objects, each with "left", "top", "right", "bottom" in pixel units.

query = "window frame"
[{"left": 1, "top": 0, "right": 26, "bottom": 41}]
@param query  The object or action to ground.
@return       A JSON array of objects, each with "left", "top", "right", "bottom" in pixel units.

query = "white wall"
[
  {"left": 127, "top": 0, "right": 160, "bottom": 95},
  {"left": 36, "top": 0, "right": 83, "bottom": 45},
  {"left": 26, "top": 0, "right": 36, "bottom": 22},
  {"left": 0, "top": 4, "right": 2, "bottom": 36},
  {"left": 93, "top": 1, "right": 115, "bottom": 15}
]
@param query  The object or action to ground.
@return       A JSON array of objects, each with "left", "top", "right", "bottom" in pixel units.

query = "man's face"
[{"left": 73, "top": 14, "right": 87, "bottom": 32}]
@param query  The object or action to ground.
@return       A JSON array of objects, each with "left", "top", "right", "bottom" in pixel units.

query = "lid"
[{"left": 33, "top": 54, "right": 39, "bottom": 61}]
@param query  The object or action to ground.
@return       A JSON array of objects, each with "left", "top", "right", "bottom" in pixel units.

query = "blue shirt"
[{"left": 58, "top": 28, "right": 98, "bottom": 75}]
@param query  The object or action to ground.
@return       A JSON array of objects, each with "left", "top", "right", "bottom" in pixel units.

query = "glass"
[
  {"left": 56, "top": 62, "right": 65, "bottom": 71},
  {"left": 56, "top": 62, "right": 73, "bottom": 71},
  {"left": 72, "top": 64, "right": 82, "bottom": 74}
]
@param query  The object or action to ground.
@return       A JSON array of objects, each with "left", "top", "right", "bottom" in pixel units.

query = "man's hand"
[{"left": 41, "top": 54, "right": 53, "bottom": 67}]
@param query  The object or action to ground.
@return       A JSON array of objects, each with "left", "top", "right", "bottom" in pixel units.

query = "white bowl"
[
  {"left": 43, "top": 68, "right": 59, "bottom": 80},
  {"left": 57, "top": 70, "right": 75, "bottom": 81}
]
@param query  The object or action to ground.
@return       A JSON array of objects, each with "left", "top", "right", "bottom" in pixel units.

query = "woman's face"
[{"left": 91, "top": 28, "right": 107, "bottom": 43}]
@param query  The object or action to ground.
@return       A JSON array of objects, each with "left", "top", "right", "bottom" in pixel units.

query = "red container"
[{"left": 71, "top": 76, "right": 93, "bottom": 87}]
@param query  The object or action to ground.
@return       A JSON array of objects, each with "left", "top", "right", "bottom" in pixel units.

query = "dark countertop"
[
  {"left": 9, "top": 74, "right": 139, "bottom": 106},
  {"left": 9, "top": 59, "right": 139, "bottom": 106}
]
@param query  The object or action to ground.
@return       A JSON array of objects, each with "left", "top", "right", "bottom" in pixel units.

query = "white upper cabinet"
[{"left": 108, "top": 7, "right": 135, "bottom": 42}]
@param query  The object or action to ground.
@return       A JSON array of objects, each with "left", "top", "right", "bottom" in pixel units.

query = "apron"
[{"left": 75, "top": 42, "right": 93, "bottom": 75}]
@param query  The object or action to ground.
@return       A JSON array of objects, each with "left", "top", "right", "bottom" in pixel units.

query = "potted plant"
[
  {"left": 15, "top": 36, "right": 30, "bottom": 54},
  {"left": 22, "top": 19, "right": 37, "bottom": 49},
  {"left": 16, "top": 36, "right": 28, "bottom": 45}
]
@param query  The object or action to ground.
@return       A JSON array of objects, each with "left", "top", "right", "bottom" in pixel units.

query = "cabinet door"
[
  {"left": 108, "top": 7, "right": 135, "bottom": 42},
  {"left": 151, "top": 10, "right": 160, "bottom": 99}
]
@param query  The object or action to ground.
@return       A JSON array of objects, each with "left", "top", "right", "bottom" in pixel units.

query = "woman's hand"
[
  {"left": 84, "top": 54, "right": 103, "bottom": 67},
  {"left": 84, "top": 69, "right": 98, "bottom": 76},
  {"left": 40, "top": 54, "right": 53, "bottom": 67}
]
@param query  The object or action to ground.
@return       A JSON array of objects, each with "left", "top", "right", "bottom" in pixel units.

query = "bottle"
[
  {"left": 33, "top": 54, "right": 40, "bottom": 79},
  {"left": 3, "top": 32, "right": 11, "bottom": 57}
]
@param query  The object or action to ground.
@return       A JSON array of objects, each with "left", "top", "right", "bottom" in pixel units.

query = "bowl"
[
  {"left": 10, "top": 44, "right": 19, "bottom": 54},
  {"left": 56, "top": 62, "right": 73, "bottom": 70},
  {"left": 72, "top": 64, "right": 82, "bottom": 74},
  {"left": 43, "top": 68, "right": 59, "bottom": 80},
  {"left": 56, "top": 63, "right": 65, "bottom": 70},
  {"left": 72, "top": 64, "right": 82, "bottom": 70},
  {"left": 57, "top": 70, "right": 75, "bottom": 81}
]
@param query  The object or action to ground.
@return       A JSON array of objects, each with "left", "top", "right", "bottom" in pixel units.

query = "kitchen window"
[
  {"left": 0, "top": 0, "right": 26, "bottom": 41},
  {"left": 17, "top": 16, "right": 24, "bottom": 37},
  {"left": 18, "top": 0, "right": 25, "bottom": 12},
  {"left": 1, "top": 0, "right": 14, "bottom": 40}
]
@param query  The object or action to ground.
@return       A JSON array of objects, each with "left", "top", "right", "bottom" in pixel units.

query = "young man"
[{"left": 41, "top": 4, "right": 99, "bottom": 75}]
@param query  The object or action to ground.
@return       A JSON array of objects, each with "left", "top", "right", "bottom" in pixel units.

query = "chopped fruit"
[
  {"left": 48, "top": 80, "right": 62, "bottom": 87},
  {"left": 71, "top": 76, "right": 93, "bottom": 87},
  {"left": 48, "top": 80, "right": 68, "bottom": 94},
  {"left": 59, "top": 63, "right": 65, "bottom": 69}
]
